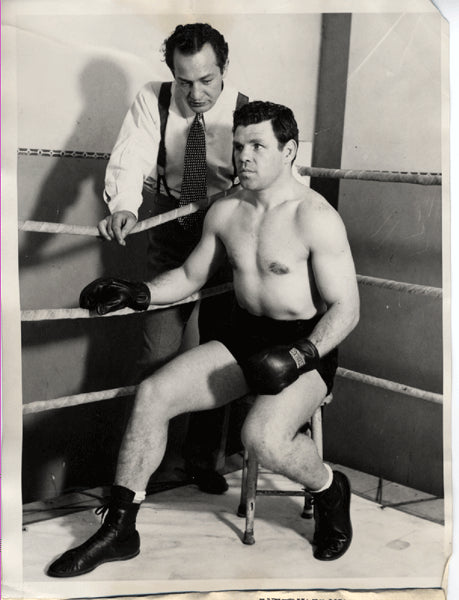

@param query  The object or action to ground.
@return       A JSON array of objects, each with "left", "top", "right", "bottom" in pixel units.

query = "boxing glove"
[
  {"left": 242, "top": 339, "right": 320, "bottom": 395},
  {"left": 80, "top": 277, "right": 151, "bottom": 316}
]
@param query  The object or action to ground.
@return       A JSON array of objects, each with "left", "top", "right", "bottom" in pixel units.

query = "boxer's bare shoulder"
[
  {"left": 206, "top": 186, "right": 247, "bottom": 227},
  {"left": 295, "top": 187, "right": 347, "bottom": 244}
]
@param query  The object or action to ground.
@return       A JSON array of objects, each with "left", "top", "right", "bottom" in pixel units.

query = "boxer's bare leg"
[
  {"left": 47, "top": 341, "right": 248, "bottom": 578},
  {"left": 115, "top": 340, "right": 248, "bottom": 492},
  {"left": 241, "top": 369, "right": 329, "bottom": 491},
  {"left": 241, "top": 370, "right": 352, "bottom": 561}
]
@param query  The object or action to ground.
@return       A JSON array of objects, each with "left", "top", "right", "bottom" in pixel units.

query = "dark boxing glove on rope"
[
  {"left": 242, "top": 339, "right": 321, "bottom": 395},
  {"left": 80, "top": 278, "right": 151, "bottom": 316}
]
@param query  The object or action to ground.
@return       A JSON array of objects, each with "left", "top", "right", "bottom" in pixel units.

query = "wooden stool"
[{"left": 237, "top": 394, "right": 332, "bottom": 545}]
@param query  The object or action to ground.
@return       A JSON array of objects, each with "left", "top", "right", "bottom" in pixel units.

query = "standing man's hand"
[{"left": 98, "top": 210, "right": 137, "bottom": 246}]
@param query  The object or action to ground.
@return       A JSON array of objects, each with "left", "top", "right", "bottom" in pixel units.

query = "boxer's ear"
[{"left": 283, "top": 139, "right": 297, "bottom": 163}]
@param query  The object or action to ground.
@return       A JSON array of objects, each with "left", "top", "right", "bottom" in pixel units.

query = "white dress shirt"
[{"left": 104, "top": 80, "right": 241, "bottom": 218}]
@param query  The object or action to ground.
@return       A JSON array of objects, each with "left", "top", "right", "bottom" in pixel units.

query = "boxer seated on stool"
[{"left": 47, "top": 101, "right": 360, "bottom": 577}]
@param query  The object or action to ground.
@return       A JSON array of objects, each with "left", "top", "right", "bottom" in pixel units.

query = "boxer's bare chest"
[{"left": 223, "top": 200, "right": 308, "bottom": 276}]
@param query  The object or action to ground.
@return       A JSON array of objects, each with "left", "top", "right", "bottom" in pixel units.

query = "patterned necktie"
[{"left": 179, "top": 112, "right": 207, "bottom": 234}]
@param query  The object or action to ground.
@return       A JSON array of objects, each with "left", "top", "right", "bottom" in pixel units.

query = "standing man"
[
  {"left": 99, "top": 23, "right": 248, "bottom": 494},
  {"left": 47, "top": 101, "right": 359, "bottom": 578}
]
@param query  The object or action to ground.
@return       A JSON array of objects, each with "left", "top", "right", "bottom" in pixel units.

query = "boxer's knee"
[
  {"left": 132, "top": 374, "right": 176, "bottom": 422},
  {"left": 241, "top": 413, "right": 284, "bottom": 469},
  {"left": 243, "top": 411, "right": 315, "bottom": 473}
]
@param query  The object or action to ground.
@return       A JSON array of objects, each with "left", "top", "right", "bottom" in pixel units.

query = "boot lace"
[{"left": 95, "top": 502, "right": 110, "bottom": 522}]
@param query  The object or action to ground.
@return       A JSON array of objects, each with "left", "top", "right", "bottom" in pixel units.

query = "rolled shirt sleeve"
[{"left": 104, "top": 82, "right": 162, "bottom": 218}]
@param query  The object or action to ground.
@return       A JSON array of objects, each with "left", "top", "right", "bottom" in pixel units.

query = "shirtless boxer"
[{"left": 47, "top": 101, "right": 360, "bottom": 577}]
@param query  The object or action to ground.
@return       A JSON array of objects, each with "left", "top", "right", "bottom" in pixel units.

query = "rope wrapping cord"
[
  {"left": 18, "top": 221, "right": 100, "bottom": 237},
  {"left": 23, "top": 386, "right": 137, "bottom": 415},
  {"left": 21, "top": 283, "right": 234, "bottom": 322},
  {"left": 22, "top": 365, "right": 442, "bottom": 415},
  {"left": 17, "top": 187, "right": 235, "bottom": 238},
  {"left": 356, "top": 275, "right": 442, "bottom": 298},
  {"left": 297, "top": 166, "right": 442, "bottom": 186},
  {"left": 18, "top": 148, "right": 111, "bottom": 160},
  {"left": 336, "top": 367, "right": 442, "bottom": 405}
]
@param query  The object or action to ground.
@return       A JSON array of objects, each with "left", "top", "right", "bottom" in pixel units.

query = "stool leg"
[
  {"left": 237, "top": 448, "right": 249, "bottom": 518},
  {"left": 215, "top": 404, "right": 232, "bottom": 472},
  {"left": 301, "top": 405, "right": 324, "bottom": 519},
  {"left": 301, "top": 491, "right": 314, "bottom": 519},
  {"left": 311, "top": 405, "right": 324, "bottom": 458},
  {"left": 243, "top": 453, "right": 258, "bottom": 545}
]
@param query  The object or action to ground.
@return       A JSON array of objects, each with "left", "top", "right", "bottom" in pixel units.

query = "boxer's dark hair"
[
  {"left": 163, "top": 23, "right": 229, "bottom": 74},
  {"left": 233, "top": 101, "right": 299, "bottom": 155}
]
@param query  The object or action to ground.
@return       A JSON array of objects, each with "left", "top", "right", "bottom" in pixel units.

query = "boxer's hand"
[
  {"left": 242, "top": 340, "right": 320, "bottom": 395},
  {"left": 98, "top": 211, "right": 137, "bottom": 246},
  {"left": 80, "top": 277, "right": 151, "bottom": 315}
]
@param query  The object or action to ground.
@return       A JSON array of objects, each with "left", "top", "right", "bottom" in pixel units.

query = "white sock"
[
  {"left": 311, "top": 463, "right": 334, "bottom": 493},
  {"left": 133, "top": 491, "right": 146, "bottom": 504}
]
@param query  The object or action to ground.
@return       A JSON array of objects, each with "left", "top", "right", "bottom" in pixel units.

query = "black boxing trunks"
[{"left": 215, "top": 303, "right": 338, "bottom": 395}]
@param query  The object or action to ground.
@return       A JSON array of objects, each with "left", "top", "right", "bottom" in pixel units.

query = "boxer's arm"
[
  {"left": 80, "top": 203, "right": 227, "bottom": 315},
  {"left": 146, "top": 205, "right": 226, "bottom": 304},
  {"left": 303, "top": 202, "right": 360, "bottom": 357},
  {"left": 242, "top": 206, "right": 359, "bottom": 396}
]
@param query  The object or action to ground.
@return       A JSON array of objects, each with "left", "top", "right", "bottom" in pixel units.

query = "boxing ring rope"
[
  {"left": 17, "top": 166, "right": 441, "bottom": 236},
  {"left": 335, "top": 368, "right": 442, "bottom": 404},
  {"left": 21, "top": 276, "right": 443, "bottom": 414},
  {"left": 20, "top": 283, "right": 234, "bottom": 322},
  {"left": 17, "top": 145, "right": 442, "bottom": 186},
  {"left": 296, "top": 166, "right": 441, "bottom": 186},
  {"left": 22, "top": 366, "right": 442, "bottom": 416},
  {"left": 17, "top": 188, "right": 232, "bottom": 238},
  {"left": 20, "top": 275, "right": 441, "bottom": 324},
  {"left": 19, "top": 162, "right": 443, "bottom": 414},
  {"left": 23, "top": 386, "right": 137, "bottom": 416},
  {"left": 356, "top": 275, "right": 441, "bottom": 298},
  {"left": 18, "top": 180, "right": 443, "bottom": 304}
]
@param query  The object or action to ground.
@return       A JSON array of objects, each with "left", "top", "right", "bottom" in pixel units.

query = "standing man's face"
[{"left": 173, "top": 42, "right": 226, "bottom": 113}]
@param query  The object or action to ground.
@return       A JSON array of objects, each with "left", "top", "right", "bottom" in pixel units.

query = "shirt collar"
[{"left": 172, "top": 80, "right": 239, "bottom": 125}]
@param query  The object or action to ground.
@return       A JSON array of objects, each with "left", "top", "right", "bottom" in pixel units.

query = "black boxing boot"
[
  {"left": 47, "top": 485, "right": 141, "bottom": 577},
  {"left": 186, "top": 463, "right": 229, "bottom": 495},
  {"left": 311, "top": 471, "right": 352, "bottom": 561}
]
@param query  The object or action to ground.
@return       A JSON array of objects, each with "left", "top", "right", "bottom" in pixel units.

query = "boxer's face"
[
  {"left": 173, "top": 43, "right": 226, "bottom": 113},
  {"left": 233, "top": 120, "right": 293, "bottom": 191}
]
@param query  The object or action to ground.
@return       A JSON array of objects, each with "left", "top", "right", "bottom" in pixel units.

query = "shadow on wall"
[
  {"left": 21, "top": 59, "right": 151, "bottom": 502},
  {"left": 18, "top": 58, "right": 133, "bottom": 267}
]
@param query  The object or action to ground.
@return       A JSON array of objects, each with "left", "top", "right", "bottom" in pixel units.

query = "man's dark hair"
[
  {"left": 163, "top": 23, "right": 229, "bottom": 74},
  {"left": 233, "top": 101, "right": 299, "bottom": 155}
]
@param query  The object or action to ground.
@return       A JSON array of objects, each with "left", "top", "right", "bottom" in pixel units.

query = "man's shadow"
[
  {"left": 19, "top": 58, "right": 135, "bottom": 269},
  {"left": 21, "top": 58, "right": 150, "bottom": 508}
]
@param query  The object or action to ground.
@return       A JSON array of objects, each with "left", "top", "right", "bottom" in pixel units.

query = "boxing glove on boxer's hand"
[
  {"left": 80, "top": 277, "right": 150, "bottom": 315},
  {"left": 242, "top": 340, "right": 320, "bottom": 395}
]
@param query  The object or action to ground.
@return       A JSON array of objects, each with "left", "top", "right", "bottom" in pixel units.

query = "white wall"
[
  {"left": 17, "top": 13, "right": 321, "bottom": 152},
  {"left": 342, "top": 12, "right": 442, "bottom": 171}
]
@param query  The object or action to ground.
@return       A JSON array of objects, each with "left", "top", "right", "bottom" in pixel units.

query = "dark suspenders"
[
  {"left": 155, "top": 82, "right": 249, "bottom": 197},
  {"left": 156, "top": 82, "right": 173, "bottom": 196}
]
